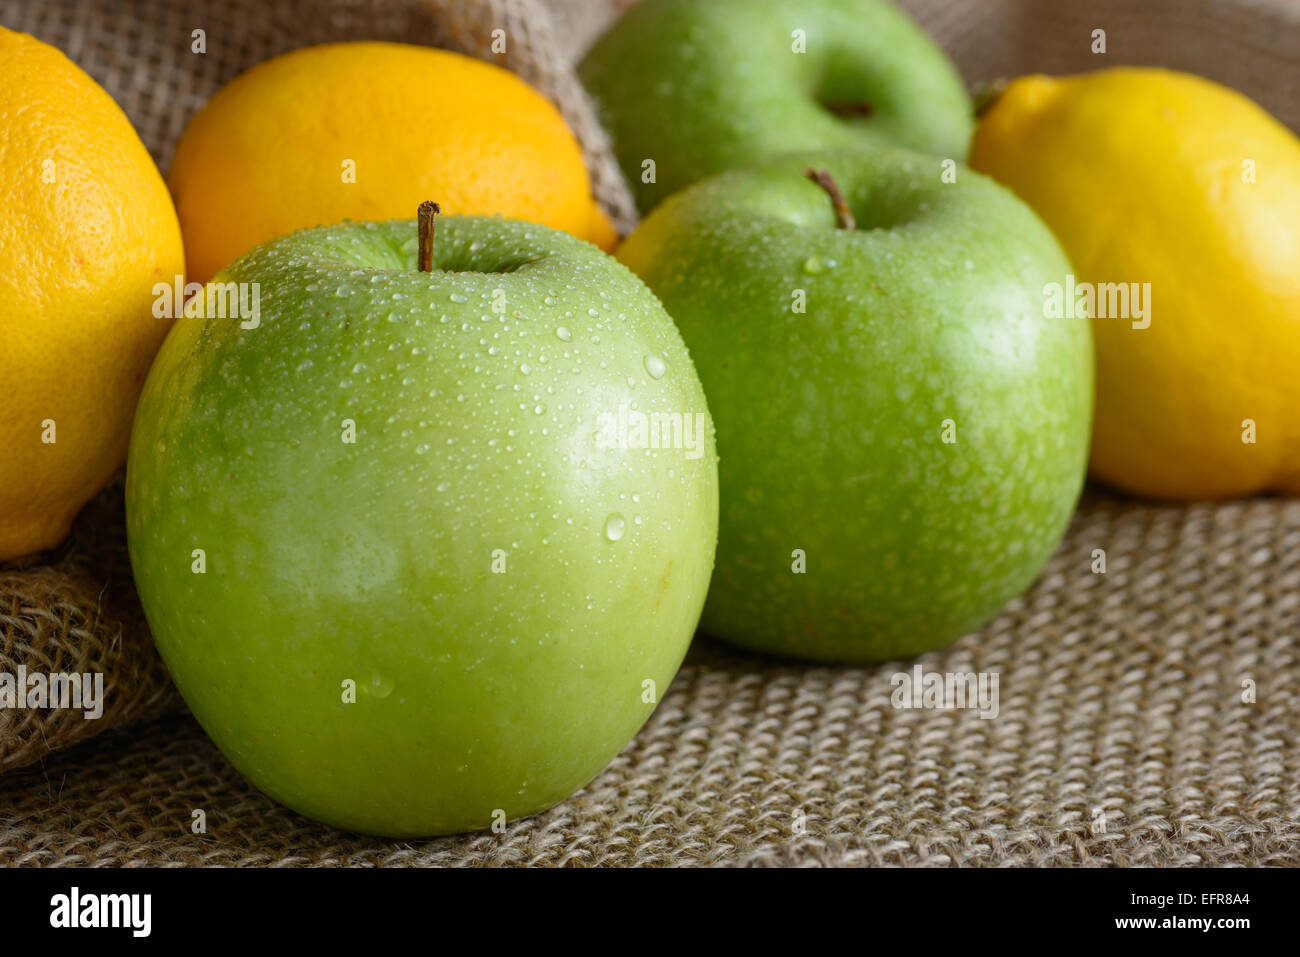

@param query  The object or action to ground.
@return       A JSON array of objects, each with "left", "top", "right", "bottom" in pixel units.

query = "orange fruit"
[
  {"left": 169, "top": 42, "right": 618, "bottom": 283},
  {"left": 0, "top": 27, "right": 184, "bottom": 561}
]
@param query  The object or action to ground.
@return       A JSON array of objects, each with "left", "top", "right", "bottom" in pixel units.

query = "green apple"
[
  {"left": 617, "top": 150, "right": 1094, "bottom": 662},
  {"left": 126, "top": 211, "right": 718, "bottom": 836},
  {"left": 579, "top": 0, "right": 972, "bottom": 214}
]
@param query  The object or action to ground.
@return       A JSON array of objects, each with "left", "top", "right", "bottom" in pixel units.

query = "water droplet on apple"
[
  {"left": 519, "top": 363, "right": 531, "bottom": 375},
  {"left": 436, "top": 481, "right": 451, "bottom": 492},
  {"left": 365, "top": 673, "right": 393, "bottom": 699},
  {"left": 802, "top": 257, "right": 826, "bottom": 275},
  {"left": 555, "top": 326, "right": 571, "bottom": 341},
  {"left": 643, "top": 354, "right": 667, "bottom": 379},
  {"left": 449, "top": 293, "right": 468, "bottom": 303},
  {"left": 603, "top": 513, "right": 626, "bottom": 541},
  {"left": 544, "top": 296, "right": 559, "bottom": 306},
  {"left": 415, "top": 443, "right": 430, "bottom": 455}
]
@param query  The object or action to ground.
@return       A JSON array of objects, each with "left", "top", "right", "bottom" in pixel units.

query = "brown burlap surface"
[
  {"left": 4, "top": 489, "right": 1299, "bottom": 866},
  {"left": 1, "top": 0, "right": 1297, "bottom": 866}
]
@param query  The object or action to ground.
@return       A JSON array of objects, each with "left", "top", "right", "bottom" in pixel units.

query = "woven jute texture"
[
  {"left": 2, "top": 0, "right": 1298, "bottom": 866},
  {"left": 0, "top": 477, "right": 181, "bottom": 773},
  {"left": 3, "top": 491, "right": 1299, "bottom": 866}
]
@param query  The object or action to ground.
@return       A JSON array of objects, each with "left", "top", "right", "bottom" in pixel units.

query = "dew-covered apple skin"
[
  {"left": 617, "top": 150, "right": 1093, "bottom": 663},
  {"left": 580, "top": 0, "right": 973, "bottom": 213},
  {"left": 126, "top": 216, "right": 718, "bottom": 837}
]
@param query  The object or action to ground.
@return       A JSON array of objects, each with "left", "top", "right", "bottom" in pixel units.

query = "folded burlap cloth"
[{"left": 1, "top": 0, "right": 1297, "bottom": 865}]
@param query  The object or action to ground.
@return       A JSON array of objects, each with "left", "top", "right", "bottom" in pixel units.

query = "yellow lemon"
[
  {"left": 169, "top": 42, "right": 618, "bottom": 283},
  {"left": 0, "top": 28, "right": 184, "bottom": 561},
  {"left": 972, "top": 68, "right": 1300, "bottom": 499}
]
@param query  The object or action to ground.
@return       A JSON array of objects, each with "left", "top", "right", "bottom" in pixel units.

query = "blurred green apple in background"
[
  {"left": 617, "top": 150, "right": 1093, "bottom": 662},
  {"left": 127, "top": 211, "right": 718, "bottom": 836},
  {"left": 580, "top": 0, "right": 972, "bottom": 213}
]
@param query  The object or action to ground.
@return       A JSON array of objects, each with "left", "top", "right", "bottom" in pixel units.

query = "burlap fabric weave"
[{"left": 1, "top": 0, "right": 1297, "bottom": 866}]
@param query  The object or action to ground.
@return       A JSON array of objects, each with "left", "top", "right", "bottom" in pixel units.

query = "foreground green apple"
[
  {"left": 580, "top": 0, "right": 972, "bottom": 213},
  {"left": 618, "top": 150, "right": 1093, "bottom": 662},
  {"left": 126, "top": 211, "right": 718, "bottom": 836}
]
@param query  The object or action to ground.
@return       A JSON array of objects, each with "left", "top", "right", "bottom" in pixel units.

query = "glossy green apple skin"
[
  {"left": 617, "top": 150, "right": 1093, "bottom": 662},
  {"left": 579, "top": 0, "right": 972, "bottom": 214},
  {"left": 126, "top": 216, "right": 718, "bottom": 836}
]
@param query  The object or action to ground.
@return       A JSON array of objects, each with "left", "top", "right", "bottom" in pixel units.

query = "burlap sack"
[{"left": 1, "top": 0, "right": 1297, "bottom": 866}]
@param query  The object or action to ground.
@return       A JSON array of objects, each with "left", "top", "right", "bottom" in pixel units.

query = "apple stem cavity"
[
  {"left": 802, "top": 168, "right": 855, "bottom": 231},
  {"left": 824, "top": 99, "right": 874, "bottom": 119},
  {"left": 417, "top": 200, "right": 441, "bottom": 272}
]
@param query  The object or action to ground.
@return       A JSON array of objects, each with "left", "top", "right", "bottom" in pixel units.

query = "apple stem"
[
  {"left": 802, "top": 168, "right": 855, "bottom": 230},
  {"left": 418, "top": 201, "right": 441, "bottom": 272}
]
